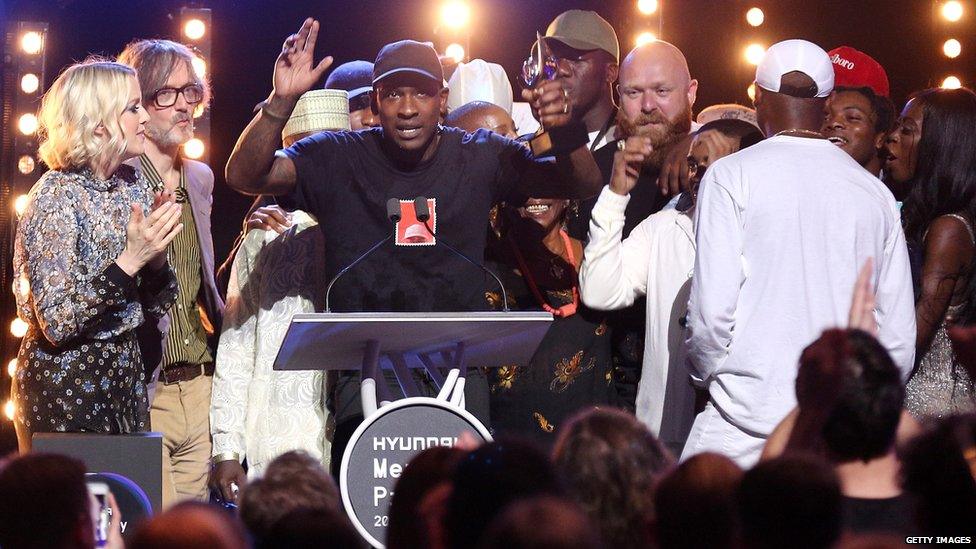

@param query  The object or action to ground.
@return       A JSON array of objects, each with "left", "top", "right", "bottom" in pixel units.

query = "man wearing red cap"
[{"left": 822, "top": 46, "right": 898, "bottom": 191}]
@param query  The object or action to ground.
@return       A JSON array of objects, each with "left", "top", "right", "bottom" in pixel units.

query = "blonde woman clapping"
[{"left": 12, "top": 59, "right": 183, "bottom": 451}]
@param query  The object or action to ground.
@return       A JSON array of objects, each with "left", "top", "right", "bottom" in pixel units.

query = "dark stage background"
[{"left": 0, "top": 0, "right": 973, "bottom": 454}]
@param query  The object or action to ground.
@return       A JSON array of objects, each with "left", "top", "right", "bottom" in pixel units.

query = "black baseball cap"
[
  {"left": 325, "top": 60, "right": 374, "bottom": 100},
  {"left": 372, "top": 40, "right": 444, "bottom": 86}
]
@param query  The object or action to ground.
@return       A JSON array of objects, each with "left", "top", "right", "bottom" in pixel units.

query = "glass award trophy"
[{"left": 520, "top": 32, "right": 560, "bottom": 156}]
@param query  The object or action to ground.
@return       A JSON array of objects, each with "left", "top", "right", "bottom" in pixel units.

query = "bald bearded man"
[
  {"left": 565, "top": 41, "right": 701, "bottom": 412},
  {"left": 567, "top": 40, "right": 699, "bottom": 240}
]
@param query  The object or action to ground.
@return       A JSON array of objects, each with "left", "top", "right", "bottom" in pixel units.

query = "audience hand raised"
[
  {"left": 848, "top": 258, "right": 878, "bottom": 336},
  {"left": 273, "top": 18, "right": 334, "bottom": 103},
  {"left": 610, "top": 136, "right": 653, "bottom": 196}
]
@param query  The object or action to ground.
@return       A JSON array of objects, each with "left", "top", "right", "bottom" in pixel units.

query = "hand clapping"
[{"left": 116, "top": 190, "right": 183, "bottom": 276}]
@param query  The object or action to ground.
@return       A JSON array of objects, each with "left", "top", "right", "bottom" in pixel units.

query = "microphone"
[
  {"left": 413, "top": 196, "right": 511, "bottom": 312},
  {"left": 324, "top": 198, "right": 401, "bottom": 312}
]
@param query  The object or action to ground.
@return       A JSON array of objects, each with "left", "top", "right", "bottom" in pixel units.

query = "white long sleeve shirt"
[
  {"left": 687, "top": 135, "right": 916, "bottom": 436},
  {"left": 579, "top": 186, "right": 698, "bottom": 450},
  {"left": 210, "top": 212, "right": 331, "bottom": 477}
]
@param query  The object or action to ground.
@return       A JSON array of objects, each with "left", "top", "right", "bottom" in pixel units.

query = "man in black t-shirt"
[{"left": 224, "top": 19, "right": 607, "bottom": 471}]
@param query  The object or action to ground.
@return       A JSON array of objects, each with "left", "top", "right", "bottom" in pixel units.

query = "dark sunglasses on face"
[{"left": 151, "top": 83, "right": 204, "bottom": 109}]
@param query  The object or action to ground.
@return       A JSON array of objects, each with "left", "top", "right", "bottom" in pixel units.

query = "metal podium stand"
[{"left": 272, "top": 311, "right": 553, "bottom": 415}]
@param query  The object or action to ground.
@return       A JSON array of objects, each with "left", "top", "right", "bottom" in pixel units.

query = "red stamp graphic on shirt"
[{"left": 395, "top": 198, "right": 436, "bottom": 246}]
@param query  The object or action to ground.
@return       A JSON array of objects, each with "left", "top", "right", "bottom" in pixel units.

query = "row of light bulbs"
[
  {"left": 5, "top": 30, "right": 44, "bottom": 421},
  {"left": 4, "top": 17, "right": 214, "bottom": 422},
  {"left": 740, "top": 2, "right": 967, "bottom": 96}
]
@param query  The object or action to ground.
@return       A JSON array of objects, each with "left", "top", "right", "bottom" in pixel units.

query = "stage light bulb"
[
  {"left": 942, "top": 75, "right": 962, "bottom": 89},
  {"left": 184, "top": 138, "right": 205, "bottom": 159},
  {"left": 18, "top": 113, "right": 38, "bottom": 135},
  {"left": 21, "top": 73, "right": 40, "bottom": 94},
  {"left": 10, "top": 318, "right": 28, "bottom": 338},
  {"left": 944, "top": 38, "right": 962, "bottom": 58},
  {"left": 3, "top": 400, "right": 15, "bottom": 421},
  {"left": 943, "top": 1, "right": 964, "bottom": 22},
  {"left": 18, "top": 155, "right": 35, "bottom": 175},
  {"left": 445, "top": 43, "right": 465, "bottom": 63},
  {"left": 21, "top": 31, "right": 43, "bottom": 54},
  {"left": 17, "top": 274, "right": 30, "bottom": 298},
  {"left": 747, "top": 82, "right": 757, "bottom": 102},
  {"left": 14, "top": 194, "right": 29, "bottom": 217},
  {"left": 636, "top": 32, "right": 657, "bottom": 47},
  {"left": 191, "top": 56, "right": 207, "bottom": 78},
  {"left": 440, "top": 2, "right": 470, "bottom": 29},
  {"left": 637, "top": 0, "right": 659, "bottom": 15},
  {"left": 746, "top": 7, "right": 765, "bottom": 26},
  {"left": 744, "top": 43, "right": 766, "bottom": 65},
  {"left": 184, "top": 19, "right": 206, "bottom": 40},
  {"left": 7, "top": 359, "right": 16, "bottom": 378}
]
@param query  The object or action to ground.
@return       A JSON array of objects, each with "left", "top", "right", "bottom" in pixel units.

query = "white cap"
[
  {"left": 282, "top": 89, "right": 350, "bottom": 143},
  {"left": 755, "top": 39, "right": 834, "bottom": 98},
  {"left": 446, "top": 59, "right": 514, "bottom": 115}
]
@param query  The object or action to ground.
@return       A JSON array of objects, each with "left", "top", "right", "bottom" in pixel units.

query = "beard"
[
  {"left": 145, "top": 112, "right": 194, "bottom": 148},
  {"left": 616, "top": 103, "right": 693, "bottom": 167}
]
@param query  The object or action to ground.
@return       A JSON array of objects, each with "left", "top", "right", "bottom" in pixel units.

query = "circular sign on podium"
[{"left": 339, "top": 397, "right": 492, "bottom": 548}]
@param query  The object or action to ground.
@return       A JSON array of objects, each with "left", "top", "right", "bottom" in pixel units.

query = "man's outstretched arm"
[{"left": 225, "top": 18, "right": 333, "bottom": 196}]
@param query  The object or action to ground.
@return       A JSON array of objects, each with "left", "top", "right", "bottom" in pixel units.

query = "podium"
[
  {"left": 273, "top": 311, "right": 553, "bottom": 415},
  {"left": 273, "top": 311, "right": 552, "bottom": 548}
]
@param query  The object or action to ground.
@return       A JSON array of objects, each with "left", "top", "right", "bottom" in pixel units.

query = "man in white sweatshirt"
[
  {"left": 682, "top": 40, "right": 915, "bottom": 467},
  {"left": 579, "top": 119, "right": 762, "bottom": 455}
]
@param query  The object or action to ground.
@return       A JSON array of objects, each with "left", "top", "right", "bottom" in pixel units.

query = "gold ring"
[
  {"left": 617, "top": 140, "right": 626, "bottom": 151},
  {"left": 563, "top": 103, "right": 569, "bottom": 114},
  {"left": 562, "top": 88, "right": 569, "bottom": 99}
]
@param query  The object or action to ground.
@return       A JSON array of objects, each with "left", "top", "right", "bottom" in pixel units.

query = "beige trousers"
[{"left": 150, "top": 374, "right": 213, "bottom": 507}]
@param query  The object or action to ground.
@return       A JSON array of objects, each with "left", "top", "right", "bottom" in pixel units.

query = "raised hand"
[
  {"left": 848, "top": 258, "right": 878, "bottom": 336},
  {"left": 609, "top": 136, "right": 653, "bottom": 196},
  {"left": 521, "top": 80, "right": 573, "bottom": 130},
  {"left": 273, "top": 18, "right": 334, "bottom": 102},
  {"left": 116, "top": 201, "right": 183, "bottom": 276}
]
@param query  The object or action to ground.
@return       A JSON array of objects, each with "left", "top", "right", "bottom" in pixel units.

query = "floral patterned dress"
[
  {"left": 12, "top": 166, "right": 178, "bottom": 442},
  {"left": 485, "top": 231, "right": 615, "bottom": 449}
]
